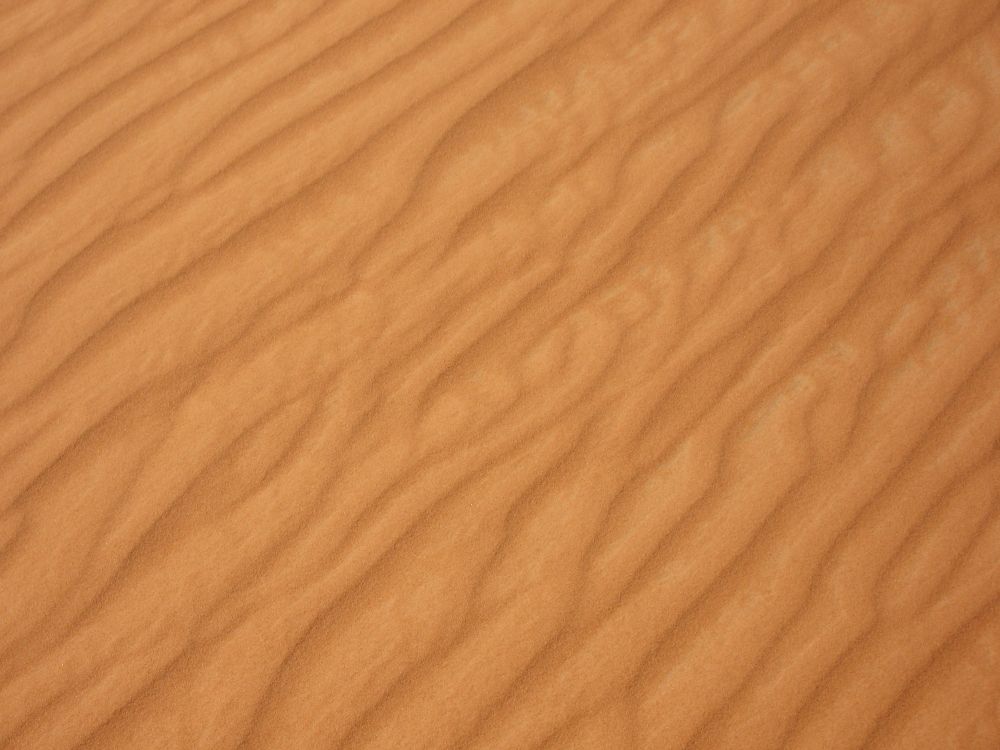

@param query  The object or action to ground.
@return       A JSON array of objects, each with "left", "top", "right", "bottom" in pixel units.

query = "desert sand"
[{"left": 1, "top": 0, "right": 999, "bottom": 747}]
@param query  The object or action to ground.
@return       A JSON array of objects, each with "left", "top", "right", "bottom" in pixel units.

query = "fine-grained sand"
[{"left": 2, "top": 1, "right": 1000, "bottom": 748}]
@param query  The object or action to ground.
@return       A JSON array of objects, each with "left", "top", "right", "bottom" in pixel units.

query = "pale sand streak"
[{"left": 1, "top": 0, "right": 999, "bottom": 747}]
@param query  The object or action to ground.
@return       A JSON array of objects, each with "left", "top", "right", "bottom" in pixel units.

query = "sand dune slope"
[{"left": 1, "top": 0, "right": 1000, "bottom": 747}]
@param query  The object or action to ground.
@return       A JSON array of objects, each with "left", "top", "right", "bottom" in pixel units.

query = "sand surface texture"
[{"left": 2, "top": 0, "right": 1000, "bottom": 748}]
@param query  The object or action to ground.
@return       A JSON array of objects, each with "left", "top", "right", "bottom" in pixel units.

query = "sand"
[{"left": 1, "top": 0, "right": 1000, "bottom": 747}]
